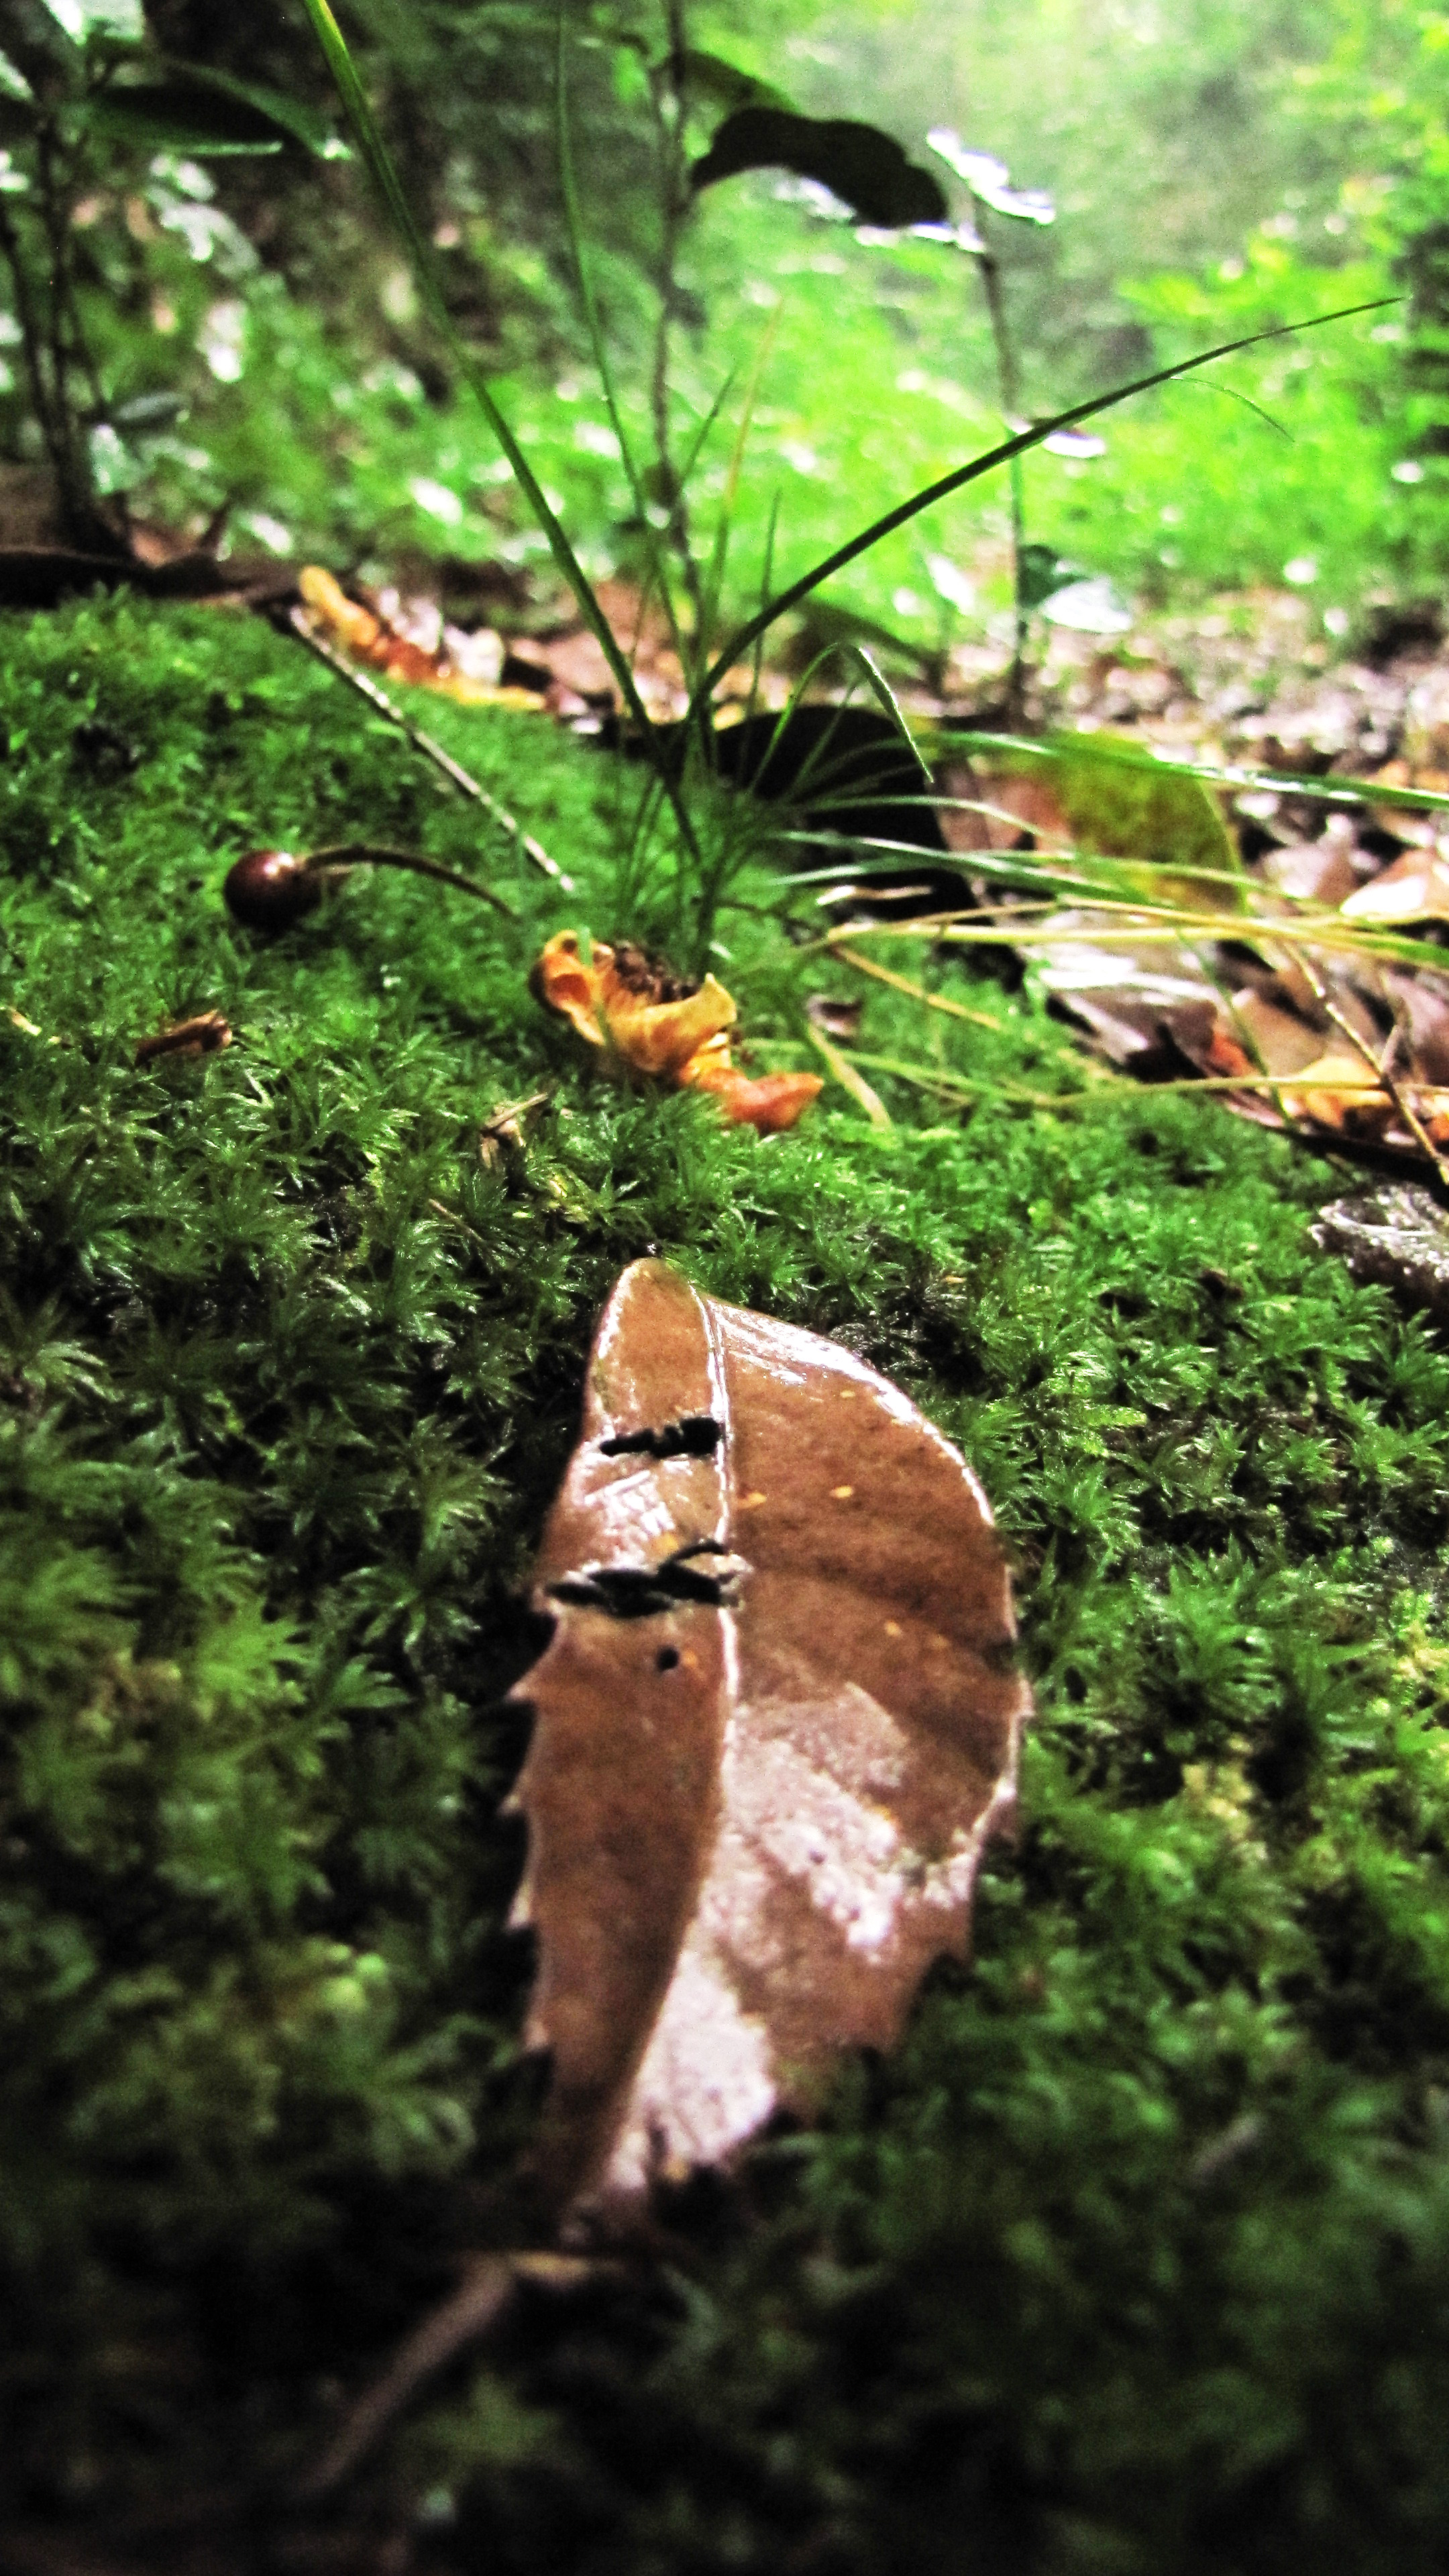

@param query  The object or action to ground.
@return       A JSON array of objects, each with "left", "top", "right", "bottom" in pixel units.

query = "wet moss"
[{"left": 3, "top": 594, "right": 1449, "bottom": 2572}]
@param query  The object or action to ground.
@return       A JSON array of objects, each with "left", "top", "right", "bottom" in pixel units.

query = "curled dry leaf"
[
  {"left": 297, "top": 565, "right": 541, "bottom": 710},
  {"left": 532, "top": 932, "right": 823, "bottom": 1134},
  {"left": 1340, "top": 845, "right": 1449, "bottom": 925},
  {"left": 508, "top": 1259, "right": 1028, "bottom": 2225},
  {"left": 479, "top": 1089, "right": 552, "bottom": 1171},
  {"left": 805, "top": 992, "right": 865, "bottom": 1042},
  {"left": 134, "top": 1010, "right": 233, "bottom": 1065}
]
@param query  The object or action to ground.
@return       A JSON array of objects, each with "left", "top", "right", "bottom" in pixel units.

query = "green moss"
[{"left": 3, "top": 594, "right": 1449, "bottom": 2571}]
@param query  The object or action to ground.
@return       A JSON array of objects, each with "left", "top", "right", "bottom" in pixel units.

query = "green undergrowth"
[{"left": 4, "top": 594, "right": 1449, "bottom": 2575}]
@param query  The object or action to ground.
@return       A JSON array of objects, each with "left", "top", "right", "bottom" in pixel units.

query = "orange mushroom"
[{"left": 531, "top": 932, "right": 822, "bottom": 1135}]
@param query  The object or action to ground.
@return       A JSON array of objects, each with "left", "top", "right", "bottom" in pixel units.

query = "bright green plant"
[
  {"left": 297, "top": 0, "right": 1391, "bottom": 979},
  {"left": 0, "top": 0, "right": 341, "bottom": 544}
]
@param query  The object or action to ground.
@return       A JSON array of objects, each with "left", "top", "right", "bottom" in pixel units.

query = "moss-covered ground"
[{"left": 5, "top": 594, "right": 1449, "bottom": 2575}]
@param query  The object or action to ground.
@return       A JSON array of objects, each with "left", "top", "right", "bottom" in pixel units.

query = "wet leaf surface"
[
  {"left": 508, "top": 1260, "right": 1028, "bottom": 2226},
  {"left": 1312, "top": 1183, "right": 1449, "bottom": 1322}
]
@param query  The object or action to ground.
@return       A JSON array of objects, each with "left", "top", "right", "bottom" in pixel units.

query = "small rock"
[{"left": 1313, "top": 1184, "right": 1449, "bottom": 1322}]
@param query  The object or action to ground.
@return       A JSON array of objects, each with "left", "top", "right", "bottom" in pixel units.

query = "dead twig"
[
  {"left": 286, "top": 608, "right": 573, "bottom": 890},
  {"left": 294, "top": 2253, "right": 612, "bottom": 2502}
]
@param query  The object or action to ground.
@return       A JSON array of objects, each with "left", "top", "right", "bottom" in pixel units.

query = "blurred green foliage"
[{"left": 0, "top": 0, "right": 1442, "bottom": 651}]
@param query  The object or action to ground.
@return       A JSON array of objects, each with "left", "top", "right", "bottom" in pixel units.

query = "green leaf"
[
  {"left": 83, "top": 62, "right": 344, "bottom": 157},
  {"left": 1017, "top": 541, "right": 1075, "bottom": 610},
  {"left": 168, "top": 61, "right": 346, "bottom": 158},
  {"left": 39, "top": 0, "right": 141, "bottom": 43},
  {"left": 83, "top": 81, "right": 282, "bottom": 154},
  {"left": 1016, "top": 731, "right": 1242, "bottom": 907},
  {"left": 0, "top": 0, "right": 85, "bottom": 86},
  {"left": 690, "top": 108, "right": 949, "bottom": 229}
]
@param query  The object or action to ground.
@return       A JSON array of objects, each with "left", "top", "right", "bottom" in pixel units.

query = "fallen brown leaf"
[
  {"left": 508, "top": 1258, "right": 1028, "bottom": 2225},
  {"left": 1341, "top": 844, "right": 1449, "bottom": 925},
  {"left": 297, "top": 564, "right": 542, "bottom": 708},
  {"left": 1313, "top": 1183, "right": 1449, "bottom": 1322},
  {"left": 134, "top": 1010, "right": 233, "bottom": 1065}
]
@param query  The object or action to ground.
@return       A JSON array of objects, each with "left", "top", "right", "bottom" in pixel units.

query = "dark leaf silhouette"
[
  {"left": 690, "top": 108, "right": 949, "bottom": 229},
  {"left": 83, "top": 64, "right": 340, "bottom": 157},
  {"left": 674, "top": 48, "right": 792, "bottom": 115},
  {"left": 509, "top": 1260, "right": 1028, "bottom": 2224}
]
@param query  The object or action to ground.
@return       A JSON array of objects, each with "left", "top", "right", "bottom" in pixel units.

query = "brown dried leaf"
[
  {"left": 508, "top": 1260, "right": 1028, "bottom": 2225},
  {"left": 1257, "top": 835, "right": 1361, "bottom": 907},
  {"left": 133, "top": 1010, "right": 232, "bottom": 1065},
  {"left": 1313, "top": 1184, "right": 1449, "bottom": 1324},
  {"left": 1341, "top": 844, "right": 1449, "bottom": 926},
  {"left": 297, "top": 565, "right": 543, "bottom": 710}
]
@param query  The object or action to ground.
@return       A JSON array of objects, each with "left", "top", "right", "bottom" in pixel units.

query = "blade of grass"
[
  {"left": 806, "top": 1023, "right": 894, "bottom": 1128},
  {"left": 555, "top": 7, "right": 684, "bottom": 677},
  {"left": 793, "top": 912, "right": 1445, "bottom": 975},
  {"left": 297, "top": 0, "right": 705, "bottom": 873},
  {"left": 833, "top": 944, "right": 1004, "bottom": 1030},
  {"left": 839, "top": 645, "right": 933, "bottom": 787},
  {"left": 699, "top": 303, "right": 782, "bottom": 665},
  {"left": 930, "top": 729, "right": 1449, "bottom": 817},
  {"left": 704, "top": 297, "right": 1394, "bottom": 692},
  {"left": 843, "top": 1046, "right": 1403, "bottom": 1110}
]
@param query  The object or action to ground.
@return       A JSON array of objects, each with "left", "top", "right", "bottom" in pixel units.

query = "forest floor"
[{"left": 5, "top": 584, "right": 1449, "bottom": 2576}]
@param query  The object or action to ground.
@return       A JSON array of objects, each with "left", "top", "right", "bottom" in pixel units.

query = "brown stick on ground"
[{"left": 293, "top": 2253, "right": 610, "bottom": 2502}]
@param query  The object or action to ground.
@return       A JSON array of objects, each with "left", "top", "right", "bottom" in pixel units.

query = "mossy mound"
[{"left": 4, "top": 594, "right": 1449, "bottom": 2575}]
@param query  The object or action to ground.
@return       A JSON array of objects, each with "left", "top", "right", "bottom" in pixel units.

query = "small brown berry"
[{"left": 223, "top": 849, "right": 322, "bottom": 931}]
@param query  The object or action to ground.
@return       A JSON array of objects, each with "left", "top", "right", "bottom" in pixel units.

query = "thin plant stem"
[
  {"left": 841, "top": 1046, "right": 1413, "bottom": 1112},
  {"left": 806, "top": 1024, "right": 893, "bottom": 1128},
  {"left": 555, "top": 7, "right": 687, "bottom": 681},
  {"left": 1287, "top": 941, "right": 1449, "bottom": 1184},
  {"left": 285, "top": 608, "right": 570, "bottom": 889},
  {"left": 297, "top": 0, "right": 706, "bottom": 892},
  {"left": 808, "top": 913, "right": 1440, "bottom": 971},
  {"left": 305, "top": 842, "right": 518, "bottom": 920},
  {"left": 0, "top": 193, "right": 60, "bottom": 473},
  {"left": 648, "top": 0, "right": 704, "bottom": 631},
  {"left": 833, "top": 943, "right": 1004, "bottom": 1030},
  {"left": 970, "top": 212, "right": 1028, "bottom": 718}
]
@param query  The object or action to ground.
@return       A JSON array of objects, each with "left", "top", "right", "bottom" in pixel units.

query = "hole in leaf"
[
  {"left": 548, "top": 1542, "right": 747, "bottom": 1619},
  {"left": 599, "top": 1415, "right": 722, "bottom": 1460}
]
